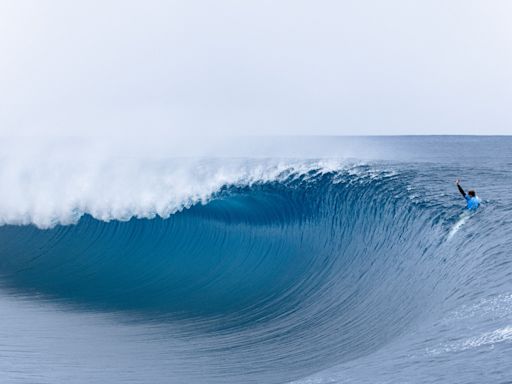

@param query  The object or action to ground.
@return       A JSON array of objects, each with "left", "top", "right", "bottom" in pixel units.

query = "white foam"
[
  {"left": 444, "top": 293, "right": 512, "bottom": 322},
  {"left": 446, "top": 211, "right": 471, "bottom": 241},
  {"left": 426, "top": 326, "right": 512, "bottom": 355},
  {"left": 0, "top": 139, "right": 355, "bottom": 229}
]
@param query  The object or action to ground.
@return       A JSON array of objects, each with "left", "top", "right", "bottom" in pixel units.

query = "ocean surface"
[{"left": 0, "top": 136, "right": 511, "bottom": 383}]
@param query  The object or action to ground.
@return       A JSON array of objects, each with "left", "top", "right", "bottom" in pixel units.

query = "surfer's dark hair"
[{"left": 468, "top": 190, "right": 476, "bottom": 197}]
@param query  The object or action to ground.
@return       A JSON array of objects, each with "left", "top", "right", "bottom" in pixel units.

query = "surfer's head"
[{"left": 468, "top": 190, "right": 476, "bottom": 197}]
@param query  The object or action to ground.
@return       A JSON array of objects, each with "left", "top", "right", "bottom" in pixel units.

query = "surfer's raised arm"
[{"left": 455, "top": 179, "right": 466, "bottom": 197}]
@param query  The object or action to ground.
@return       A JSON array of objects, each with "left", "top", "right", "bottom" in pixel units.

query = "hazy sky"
[{"left": 1, "top": 0, "right": 511, "bottom": 137}]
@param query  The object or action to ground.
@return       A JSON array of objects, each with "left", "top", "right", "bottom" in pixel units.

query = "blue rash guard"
[
  {"left": 465, "top": 195, "right": 481, "bottom": 210},
  {"left": 457, "top": 183, "right": 480, "bottom": 210}
]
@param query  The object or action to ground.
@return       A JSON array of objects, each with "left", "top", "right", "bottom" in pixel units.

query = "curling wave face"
[{"left": 0, "top": 164, "right": 456, "bottom": 383}]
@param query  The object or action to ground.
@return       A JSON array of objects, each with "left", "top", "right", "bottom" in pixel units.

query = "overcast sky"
[{"left": 1, "top": 0, "right": 511, "bottom": 137}]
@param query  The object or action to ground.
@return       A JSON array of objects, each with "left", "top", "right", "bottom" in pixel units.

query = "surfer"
[{"left": 455, "top": 179, "right": 480, "bottom": 210}]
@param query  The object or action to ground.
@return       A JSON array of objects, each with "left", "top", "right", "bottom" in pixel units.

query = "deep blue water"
[{"left": 0, "top": 136, "right": 511, "bottom": 383}]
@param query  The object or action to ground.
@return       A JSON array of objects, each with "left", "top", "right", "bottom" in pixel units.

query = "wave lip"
[{"left": 0, "top": 156, "right": 354, "bottom": 228}]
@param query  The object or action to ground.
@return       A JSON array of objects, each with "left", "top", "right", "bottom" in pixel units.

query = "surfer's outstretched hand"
[{"left": 455, "top": 179, "right": 460, "bottom": 185}]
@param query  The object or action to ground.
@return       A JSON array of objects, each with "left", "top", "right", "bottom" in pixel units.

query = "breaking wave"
[{"left": 0, "top": 161, "right": 472, "bottom": 383}]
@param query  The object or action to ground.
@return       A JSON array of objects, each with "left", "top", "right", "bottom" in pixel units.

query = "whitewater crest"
[{"left": 0, "top": 153, "right": 365, "bottom": 228}]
